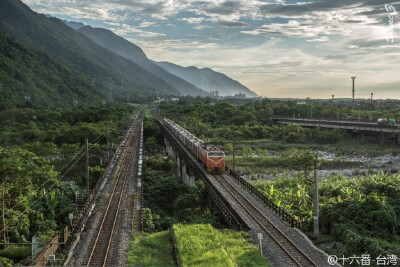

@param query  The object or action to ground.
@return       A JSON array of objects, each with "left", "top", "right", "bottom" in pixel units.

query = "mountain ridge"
[
  {"left": 156, "top": 61, "right": 258, "bottom": 97},
  {"left": 76, "top": 25, "right": 208, "bottom": 97}
]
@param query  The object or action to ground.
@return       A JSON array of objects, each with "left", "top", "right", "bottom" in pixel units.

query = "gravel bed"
[
  {"left": 108, "top": 124, "right": 141, "bottom": 266},
  {"left": 65, "top": 120, "right": 141, "bottom": 266}
]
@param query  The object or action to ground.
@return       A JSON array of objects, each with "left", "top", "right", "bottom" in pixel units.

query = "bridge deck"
[{"left": 274, "top": 117, "right": 400, "bottom": 133}]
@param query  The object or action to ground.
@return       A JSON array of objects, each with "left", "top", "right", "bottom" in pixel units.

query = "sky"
[{"left": 22, "top": 0, "right": 400, "bottom": 99}]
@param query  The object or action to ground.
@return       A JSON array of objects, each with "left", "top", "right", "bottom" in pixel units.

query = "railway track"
[
  {"left": 213, "top": 173, "right": 317, "bottom": 267},
  {"left": 82, "top": 118, "right": 141, "bottom": 267}
]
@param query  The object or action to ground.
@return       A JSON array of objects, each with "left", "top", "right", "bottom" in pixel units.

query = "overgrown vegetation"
[
  {"left": 126, "top": 231, "right": 174, "bottom": 267},
  {"left": 253, "top": 174, "right": 400, "bottom": 257},
  {"left": 173, "top": 224, "right": 268, "bottom": 267}
]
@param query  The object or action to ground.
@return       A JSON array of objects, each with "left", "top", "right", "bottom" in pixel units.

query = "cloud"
[
  {"left": 21, "top": 0, "right": 400, "bottom": 98},
  {"left": 138, "top": 21, "right": 158, "bottom": 28},
  {"left": 109, "top": 23, "right": 166, "bottom": 39},
  {"left": 204, "top": 1, "right": 243, "bottom": 15},
  {"left": 217, "top": 20, "right": 248, "bottom": 28},
  {"left": 180, "top": 17, "right": 206, "bottom": 24}
]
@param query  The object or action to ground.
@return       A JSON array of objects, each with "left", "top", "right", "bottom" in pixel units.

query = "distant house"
[
  {"left": 233, "top": 93, "right": 246, "bottom": 98},
  {"left": 209, "top": 90, "right": 219, "bottom": 97}
]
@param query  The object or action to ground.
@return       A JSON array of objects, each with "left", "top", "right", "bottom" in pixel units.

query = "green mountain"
[
  {"left": 0, "top": 33, "right": 103, "bottom": 108},
  {"left": 0, "top": 0, "right": 180, "bottom": 104},
  {"left": 76, "top": 26, "right": 207, "bottom": 97},
  {"left": 156, "top": 61, "right": 258, "bottom": 97}
]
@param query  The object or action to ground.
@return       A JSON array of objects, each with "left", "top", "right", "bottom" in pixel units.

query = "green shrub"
[
  {"left": 0, "top": 246, "right": 31, "bottom": 263},
  {"left": 0, "top": 257, "right": 13, "bottom": 267}
]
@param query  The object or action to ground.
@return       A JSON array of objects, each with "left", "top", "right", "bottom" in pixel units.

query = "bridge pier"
[
  {"left": 397, "top": 130, "right": 400, "bottom": 145},
  {"left": 182, "top": 160, "right": 188, "bottom": 183},
  {"left": 357, "top": 132, "right": 364, "bottom": 142},
  {"left": 186, "top": 167, "right": 196, "bottom": 186},
  {"left": 378, "top": 132, "right": 385, "bottom": 146},
  {"left": 165, "top": 138, "right": 176, "bottom": 158},
  {"left": 177, "top": 155, "right": 182, "bottom": 178},
  {"left": 188, "top": 173, "right": 196, "bottom": 186}
]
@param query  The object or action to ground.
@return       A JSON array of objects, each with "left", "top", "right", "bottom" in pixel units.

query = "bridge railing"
[{"left": 228, "top": 168, "right": 301, "bottom": 228}]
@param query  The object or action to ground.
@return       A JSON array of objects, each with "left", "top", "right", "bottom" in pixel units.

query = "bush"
[
  {"left": 0, "top": 257, "right": 13, "bottom": 267},
  {"left": 0, "top": 246, "right": 31, "bottom": 263}
]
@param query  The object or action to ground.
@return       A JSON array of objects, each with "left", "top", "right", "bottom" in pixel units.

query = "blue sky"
[{"left": 22, "top": 0, "right": 400, "bottom": 99}]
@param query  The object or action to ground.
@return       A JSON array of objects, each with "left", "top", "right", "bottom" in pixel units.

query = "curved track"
[{"left": 213, "top": 174, "right": 317, "bottom": 267}]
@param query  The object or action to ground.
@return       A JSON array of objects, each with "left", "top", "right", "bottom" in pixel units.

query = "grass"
[
  {"left": 126, "top": 231, "right": 174, "bottom": 267},
  {"left": 173, "top": 224, "right": 234, "bottom": 267},
  {"left": 217, "top": 229, "right": 269, "bottom": 267},
  {"left": 173, "top": 224, "right": 269, "bottom": 267}
]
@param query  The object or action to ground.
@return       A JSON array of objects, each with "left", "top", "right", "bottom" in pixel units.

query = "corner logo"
[
  {"left": 385, "top": 4, "right": 396, "bottom": 12},
  {"left": 384, "top": 4, "right": 397, "bottom": 43}
]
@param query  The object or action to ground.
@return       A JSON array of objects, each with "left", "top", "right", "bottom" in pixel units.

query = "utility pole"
[
  {"left": 371, "top": 92, "right": 373, "bottom": 107},
  {"left": 2, "top": 181, "right": 6, "bottom": 243},
  {"left": 351, "top": 76, "right": 356, "bottom": 105},
  {"left": 313, "top": 149, "right": 319, "bottom": 237},
  {"left": 85, "top": 138, "right": 90, "bottom": 193},
  {"left": 232, "top": 126, "right": 235, "bottom": 172},
  {"left": 109, "top": 87, "right": 113, "bottom": 104},
  {"left": 106, "top": 127, "right": 110, "bottom": 161}
]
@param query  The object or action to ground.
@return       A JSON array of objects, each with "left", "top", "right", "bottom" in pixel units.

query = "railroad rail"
[
  {"left": 82, "top": 117, "right": 141, "bottom": 267},
  {"left": 213, "top": 173, "right": 317, "bottom": 267}
]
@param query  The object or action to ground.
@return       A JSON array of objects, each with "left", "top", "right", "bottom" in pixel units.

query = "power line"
[
  {"left": 1, "top": 121, "right": 120, "bottom": 222},
  {"left": 0, "top": 117, "right": 136, "bottom": 236},
  {"left": 2, "top": 134, "right": 105, "bottom": 217},
  {"left": 0, "top": 134, "right": 107, "bottom": 235}
]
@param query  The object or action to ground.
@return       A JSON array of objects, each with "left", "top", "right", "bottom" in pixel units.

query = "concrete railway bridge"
[
  {"left": 160, "top": 118, "right": 333, "bottom": 267},
  {"left": 273, "top": 117, "right": 400, "bottom": 145}
]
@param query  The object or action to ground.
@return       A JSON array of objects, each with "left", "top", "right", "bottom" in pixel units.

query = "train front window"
[{"left": 208, "top": 152, "right": 224, "bottom": 157}]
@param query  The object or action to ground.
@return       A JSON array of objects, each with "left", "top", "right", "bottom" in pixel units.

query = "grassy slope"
[
  {"left": 126, "top": 231, "right": 174, "bottom": 267},
  {"left": 173, "top": 224, "right": 268, "bottom": 267}
]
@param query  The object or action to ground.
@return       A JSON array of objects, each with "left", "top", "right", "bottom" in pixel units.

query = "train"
[
  {"left": 163, "top": 118, "right": 226, "bottom": 173},
  {"left": 377, "top": 118, "right": 396, "bottom": 126}
]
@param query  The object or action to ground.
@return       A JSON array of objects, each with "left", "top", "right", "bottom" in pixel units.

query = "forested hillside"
[
  {"left": 0, "top": 33, "right": 103, "bottom": 109},
  {"left": 0, "top": 0, "right": 179, "bottom": 104}
]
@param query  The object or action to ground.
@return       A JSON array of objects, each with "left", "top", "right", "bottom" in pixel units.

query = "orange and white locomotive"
[{"left": 163, "top": 119, "right": 226, "bottom": 173}]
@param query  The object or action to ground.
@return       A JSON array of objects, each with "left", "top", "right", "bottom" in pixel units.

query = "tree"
[
  {"left": 282, "top": 148, "right": 315, "bottom": 179},
  {"left": 0, "top": 147, "right": 58, "bottom": 243}
]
